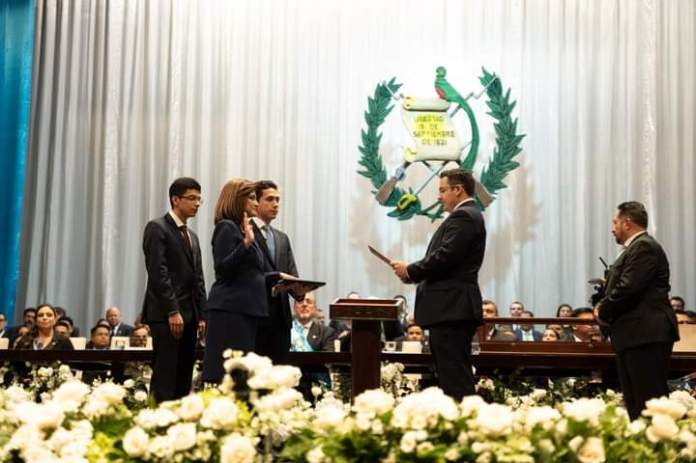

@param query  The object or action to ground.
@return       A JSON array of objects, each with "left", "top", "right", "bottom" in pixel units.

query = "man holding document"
[{"left": 389, "top": 168, "right": 486, "bottom": 400}]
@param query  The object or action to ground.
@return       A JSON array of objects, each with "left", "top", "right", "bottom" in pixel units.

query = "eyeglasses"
[{"left": 180, "top": 195, "right": 203, "bottom": 204}]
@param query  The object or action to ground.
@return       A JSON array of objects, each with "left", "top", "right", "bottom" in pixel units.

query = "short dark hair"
[
  {"left": 670, "top": 296, "right": 686, "bottom": 305},
  {"left": 91, "top": 324, "right": 110, "bottom": 336},
  {"left": 617, "top": 201, "right": 648, "bottom": 228},
  {"left": 510, "top": 301, "right": 525, "bottom": 309},
  {"left": 440, "top": 168, "right": 475, "bottom": 197},
  {"left": 572, "top": 307, "right": 594, "bottom": 317},
  {"left": 56, "top": 320, "right": 71, "bottom": 330},
  {"left": 521, "top": 310, "right": 534, "bottom": 317},
  {"left": 254, "top": 180, "right": 278, "bottom": 201},
  {"left": 23, "top": 307, "right": 36, "bottom": 315},
  {"left": 59, "top": 316, "right": 74, "bottom": 327},
  {"left": 169, "top": 177, "right": 201, "bottom": 207}
]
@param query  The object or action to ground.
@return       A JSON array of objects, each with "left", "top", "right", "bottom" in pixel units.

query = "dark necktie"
[{"left": 180, "top": 225, "right": 192, "bottom": 251}]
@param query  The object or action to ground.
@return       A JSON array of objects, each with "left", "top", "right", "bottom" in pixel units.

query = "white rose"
[
  {"left": 51, "top": 380, "right": 91, "bottom": 413},
  {"left": 148, "top": 435, "right": 172, "bottom": 459},
  {"left": 248, "top": 365, "right": 302, "bottom": 390},
  {"left": 81, "top": 397, "right": 110, "bottom": 419},
  {"left": 92, "top": 382, "right": 127, "bottom": 406},
  {"left": 220, "top": 433, "right": 256, "bottom": 463},
  {"left": 136, "top": 408, "right": 179, "bottom": 429},
  {"left": 123, "top": 379, "right": 135, "bottom": 388},
  {"left": 643, "top": 397, "right": 687, "bottom": 420},
  {"left": 471, "top": 403, "right": 514, "bottom": 436},
  {"left": 177, "top": 394, "right": 205, "bottom": 421},
  {"left": 15, "top": 401, "right": 64, "bottom": 430},
  {"left": 562, "top": 399, "right": 606, "bottom": 426},
  {"left": 568, "top": 436, "right": 584, "bottom": 453},
  {"left": 522, "top": 406, "right": 561, "bottom": 431},
  {"left": 531, "top": 389, "right": 547, "bottom": 401},
  {"left": 134, "top": 390, "right": 148, "bottom": 402},
  {"left": 399, "top": 432, "right": 418, "bottom": 453},
  {"left": 669, "top": 390, "right": 696, "bottom": 411},
  {"left": 460, "top": 395, "right": 486, "bottom": 417},
  {"left": 307, "top": 446, "right": 327, "bottom": 463},
  {"left": 201, "top": 398, "right": 239, "bottom": 430},
  {"left": 167, "top": 422, "right": 197, "bottom": 452},
  {"left": 538, "top": 438, "right": 555, "bottom": 454},
  {"left": 122, "top": 427, "right": 149, "bottom": 457},
  {"left": 353, "top": 389, "right": 395, "bottom": 416},
  {"left": 575, "top": 436, "right": 605, "bottom": 463},
  {"left": 646, "top": 413, "right": 680, "bottom": 443},
  {"left": 314, "top": 403, "right": 347, "bottom": 430}
]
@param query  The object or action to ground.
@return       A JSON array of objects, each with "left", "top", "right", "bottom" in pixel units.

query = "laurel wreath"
[{"left": 357, "top": 69, "right": 524, "bottom": 221}]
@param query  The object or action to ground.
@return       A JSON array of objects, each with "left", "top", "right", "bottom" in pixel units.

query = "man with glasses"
[
  {"left": 141, "top": 177, "right": 207, "bottom": 402},
  {"left": 390, "top": 168, "right": 487, "bottom": 400}
]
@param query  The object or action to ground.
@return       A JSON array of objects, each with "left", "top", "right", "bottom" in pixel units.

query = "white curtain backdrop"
[{"left": 18, "top": 0, "right": 696, "bottom": 330}]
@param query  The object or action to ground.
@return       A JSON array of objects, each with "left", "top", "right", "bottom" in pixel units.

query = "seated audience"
[
  {"left": 480, "top": 300, "right": 516, "bottom": 341},
  {"left": 105, "top": 306, "right": 134, "bottom": 336},
  {"left": 11, "top": 323, "right": 32, "bottom": 348},
  {"left": 571, "top": 307, "right": 600, "bottom": 342},
  {"left": 674, "top": 309, "right": 693, "bottom": 324},
  {"left": 670, "top": 296, "right": 686, "bottom": 312},
  {"left": 546, "top": 323, "right": 573, "bottom": 342},
  {"left": 514, "top": 310, "right": 543, "bottom": 341},
  {"left": 383, "top": 294, "right": 409, "bottom": 341},
  {"left": 130, "top": 325, "right": 150, "bottom": 348},
  {"left": 556, "top": 303, "right": 575, "bottom": 339},
  {"left": 542, "top": 328, "right": 560, "bottom": 342},
  {"left": 87, "top": 324, "right": 111, "bottom": 350},
  {"left": 6, "top": 307, "right": 36, "bottom": 344},
  {"left": 290, "top": 292, "right": 335, "bottom": 352},
  {"left": 0, "top": 313, "right": 7, "bottom": 338},
  {"left": 14, "top": 304, "right": 73, "bottom": 350},
  {"left": 54, "top": 320, "right": 72, "bottom": 338},
  {"left": 397, "top": 322, "right": 431, "bottom": 353}
]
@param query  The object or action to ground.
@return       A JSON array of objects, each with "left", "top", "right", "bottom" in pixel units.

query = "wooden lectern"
[{"left": 330, "top": 297, "right": 401, "bottom": 399}]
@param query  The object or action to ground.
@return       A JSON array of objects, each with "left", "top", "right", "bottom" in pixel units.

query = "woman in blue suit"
[{"left": 202, "top": 178, "right": 279, "bottom": 383}]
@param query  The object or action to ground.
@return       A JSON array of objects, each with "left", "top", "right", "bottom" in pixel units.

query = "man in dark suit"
[
  {"left": 595, "top": 201, "right": 679, "bottom": 420},
  {"left": 142, "top": 177, "right": 207, "bottom": 403},
  {"left": 251, "top": 180, "right": 299, "bottom": 365},
  {"left": 513, "top": 310, "right": 543, "bottom": 341},
  {"left": 391, "top": 168, "right": 486, "bottom": 400},
  {"left": 290, "top": 292, "right": 336, "bottom": 352},
  {"left": 105, "top": 306, "right": 134, "bottom": 337}
]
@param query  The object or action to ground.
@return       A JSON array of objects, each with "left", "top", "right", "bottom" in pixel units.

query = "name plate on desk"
[{"left": 329, "top": 298, "right": 401, "bottom": 321}]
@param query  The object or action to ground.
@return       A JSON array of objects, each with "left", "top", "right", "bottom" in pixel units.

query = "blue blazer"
[{"left": 206, "top": 219, "right": 274, "bottom": 317}]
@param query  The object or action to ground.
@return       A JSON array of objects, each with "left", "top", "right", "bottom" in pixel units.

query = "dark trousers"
[
  {"left": 202, "top": 311, "right": 258, "bottom": 383},
  {"left": 428, "top": 321, "right": 478, "bottom": 401},
  {"left": 150, "top": 319, "right": 197, "bottom": 403},
  {"left": 255, "top": 317, "right": 291, "bottom": 365},
  {"left": 616, "top": 342, "right": 673, "bottom": 420}
]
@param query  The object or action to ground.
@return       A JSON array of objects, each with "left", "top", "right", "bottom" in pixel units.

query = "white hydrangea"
[
  {"left": 314, "top": 402, "right": 348, "bottom": 431},
  {"left": 219, "top": 433, "right": 257, "bottom": 463},
  {"left": 254, "top": 388, "right": 304, "bottom": 413},
  {"left": 47, "top": 420, "right": 92, "bottom": 458},
  {"left": 148, "top": 435, "right": 173, "bottom": 460},
  {"left": 520, "top": 405, "right": 561, "bottom": 431},
  {"left": 200, "top": 397, "right": 239, "bottom": 430},
  {"left": 460, "top": 395, "right": 486, "bottom": 418},
  {"left": 353, "top": 389, "right": 395, "bottom": 417}
]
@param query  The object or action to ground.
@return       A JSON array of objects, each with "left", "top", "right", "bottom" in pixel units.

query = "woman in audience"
[
  {"left": 556, "top": 303, "right": 575, "bottom": 340},
  {"left": 201, "top": 179, "right": 282, "bottom": 383},
  {"left": 14, "top": 303, "right": 74, "bottom": 350},
  {"left": 541, "top": 328, "right": 560, "bottom": 342}
]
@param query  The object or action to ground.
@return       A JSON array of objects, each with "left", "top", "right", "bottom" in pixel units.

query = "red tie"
[{"left": 180, "top": 225, "right": 192, "bottom": 251}]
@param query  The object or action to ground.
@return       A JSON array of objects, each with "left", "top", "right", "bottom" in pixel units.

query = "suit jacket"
[
  {"left": 598, "top": 232, "right": 679, "bottom": 352},
  {"left": 206, "top": 219, "right": 269, "bottom": 317},
  {"left": 407, "top": 201, "right": 486, "bottom": 327},
  {"left": 110, "top": 323, "right": 134, "bottom": 337},
  {"left": 513, "top": 328, "right": 543, "bottom": 341},
  {"left": 252, "top": 221, "right": 298, "bottom": 328},
  {"left": 14, "top": 334, "right": 74, "bottom": 351},
  {"left": 307, "top": 322, "right": 336, "bottom": 351},
  {"left": 141, "top": 214, "right": 207, "bottom": 324}
]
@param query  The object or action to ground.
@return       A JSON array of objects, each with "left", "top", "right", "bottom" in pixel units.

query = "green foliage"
[{"left": 479, "top": 67, "right": 526, "bottom": 197}]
